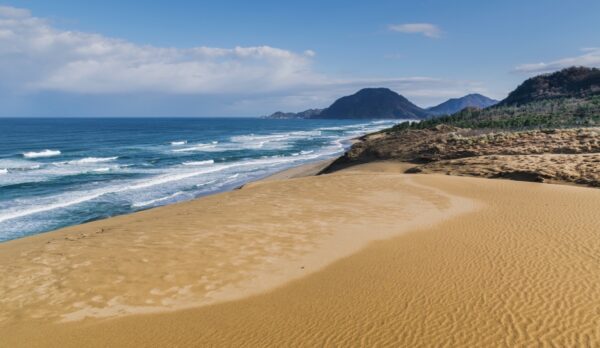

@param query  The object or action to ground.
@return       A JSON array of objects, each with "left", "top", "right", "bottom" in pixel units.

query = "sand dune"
[
  {"left": 2, "top": 162, "right": 600, "bottom": 347},
  {"left": 415, "top": 153, "right": 600, "bottom": 187},
  {"left": 331, "top": 126, "right": 600, "bottom": 187}
]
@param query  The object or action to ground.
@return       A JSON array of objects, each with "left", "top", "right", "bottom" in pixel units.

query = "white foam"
[
  {"left": 2, "top": 120, "right": 399, "bottom": 226},
  {"left": 0, "top": 190, "right": 111, "bottom": 224},
  {"left": 182, "top": 160, "right": 214, "bottom": 166},
  {"left": 0, "top": 169, "right": 7, "bottom": 175},
  {"left": 172, "top": 143, "right": 218, "bottom": 152},
  {"left": 124, "top": 164, "right": 241, "bottom": 191},
  {"left": 132, "top": 191, "right": 186, "bottom": 208},
  {"left": 233, "top": 131, "right": 321, "bottom": 143},
  {"left": 0, "top": 153, "right": 326, "bottom": 224},
  {"left": 91, "top": 167, "right": 111, "bottom": 173},
  {"left": 69, "top": 157, "right": 118, "bottom": 164},
  {"left": 230, "top": 134, "right": 286, "bottom": 143},
  {"left": 195, "top": 179, "right": 217, "bottom": 188},
  {"left": 23, "top": 149, "right": 61, "bottom": 158},
  {"left": 229, "top": 131, "right": 322, "bottom": 150},
  {"left": 2, "top": 161, "right": 42, "bottom": 171},
  {"left": 171, "top": 141, "right": 187, "bottom": 146}
]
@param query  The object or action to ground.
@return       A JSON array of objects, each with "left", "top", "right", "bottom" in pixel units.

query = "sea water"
[{"left": 0, "top": 117, "right": 402, "bottom": 242}]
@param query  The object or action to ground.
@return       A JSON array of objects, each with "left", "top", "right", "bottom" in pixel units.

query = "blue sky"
[{"left": 1, "top": 0, "right": 599, "bottom": 116}]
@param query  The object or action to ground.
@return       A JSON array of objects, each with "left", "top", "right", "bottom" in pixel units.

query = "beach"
[
  {"left": 2, "top": 161, "right": 600, "bottom": 347},
  {"left": 1, "top": 2, "right": 599, "bottom": 347},
  {"left": 0, "top": 117, "right": 398, "bottom": 242}
]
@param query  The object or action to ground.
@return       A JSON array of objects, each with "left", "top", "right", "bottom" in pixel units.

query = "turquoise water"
[{"left": 0, "top": 117, "right": 400, "bottom": 242}]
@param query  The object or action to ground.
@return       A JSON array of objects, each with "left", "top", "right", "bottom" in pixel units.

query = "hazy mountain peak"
[
  {"left": 266, "top": 87, "right": 430, "bottom": 119},
  {"left": 315, "top": 88, "right": 430, "bottom": 119},
  {"left": 427, "top": 94, "right": 498, "bottom": 115}
]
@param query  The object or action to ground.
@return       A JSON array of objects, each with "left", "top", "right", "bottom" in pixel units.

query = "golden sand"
[{"left": 2, "top": 162, "right": 600, "bottom": 347}]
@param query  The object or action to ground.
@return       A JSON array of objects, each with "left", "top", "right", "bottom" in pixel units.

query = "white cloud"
[
  {"left": 388, "top": 23, "right": 441, "bottom": 38},
  {"left": 0, "top": 5, "right": 30, "bottom": 18},
  {"left": 0, "top": 6, "right": 489, "bottom": 115},
  {"left": 303, "top": 49, "right": 316, "bottom": 57},
  {"left": 0, "top": 6, "right": 325, "bottom": 95},
  {"left": 514, "top": 48, "right": 600, "bottom": 74}
]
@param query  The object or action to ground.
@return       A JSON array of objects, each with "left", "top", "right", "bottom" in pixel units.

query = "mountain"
[
  {"left": 315, "top": 88, "right": 430, "bottom": 119},
  {"left": 427, "top": 94, "right": 498, "bottom": 115},
  {"left": 264, "top": 109, "right": 323, "bottom": 119},
  {"left": 499, "top": 66, "right": 600, "bottom": 106},
  {"left": 265, "top": 88, "right": 430, "bottom": 120},
  {"left": 390, "top": 66, "right": 600, "bottom": 130}
]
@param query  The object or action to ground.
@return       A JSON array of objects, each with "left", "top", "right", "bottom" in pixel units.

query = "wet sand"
[{"left": 2, "top": 162, "right": 600, "bottom": 347}]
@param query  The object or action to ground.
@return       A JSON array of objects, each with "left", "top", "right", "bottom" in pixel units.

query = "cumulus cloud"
[
  {"left": 0, "top": 6, "right": 324, "bottom": 94},
  {"left": 0, "top": 6, "right": 488, "bottom": 115},
  {"left": 514, "top": 48, "right": 600, "bottom": 74},
  {"left": 388, "top": 23, "right": 442, "bottom": 38},
  {"left": 0, "top": 5, "right": 30, "bottom": 18}
]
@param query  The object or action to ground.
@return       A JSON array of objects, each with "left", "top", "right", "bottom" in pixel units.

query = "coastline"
[
  {"left": 0, "top": 159, "right": 476, "bottom": 322},
  {"left": 250, "top": 158, "right": 336, "bottom": 183},
  {"left": 0, "top": 4, "right": 597, "bottom": 345},
  {"left": 2, "top": 134, "right": 600, "bottom": 346},
  {"left": 0, "top": 117, "right": 398, "bottom": 244},
  {"left": 2, "top": 161, "right": 600, "bottom": 346}
]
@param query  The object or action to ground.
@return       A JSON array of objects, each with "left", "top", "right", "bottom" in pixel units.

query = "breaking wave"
[{"left": 23, "top": 149, "right": 61, "bottom": 158}]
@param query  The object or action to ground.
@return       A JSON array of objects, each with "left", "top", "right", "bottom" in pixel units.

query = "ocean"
[{"left": 0, "top": 117, "right": 401, "bottom": 242}]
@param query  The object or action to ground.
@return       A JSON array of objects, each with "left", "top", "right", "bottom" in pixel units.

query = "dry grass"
[{"left": 334, "top": 126, "right": 600, "bottom": 186}]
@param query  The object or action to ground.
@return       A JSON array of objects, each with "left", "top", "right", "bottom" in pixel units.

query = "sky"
[{"left": 0, "top": 0, "right": 599, "bottom": 117}]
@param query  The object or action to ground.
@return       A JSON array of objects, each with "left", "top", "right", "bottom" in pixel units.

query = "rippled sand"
[{"left": 2, "top": 162, "right": 600, "bottom": 347}]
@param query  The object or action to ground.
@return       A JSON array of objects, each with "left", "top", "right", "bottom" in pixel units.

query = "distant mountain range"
[
  {"left": 265, "top": 88, "right": 497, "bottom": 120},
  {"left": 267, "top": 109, "right": 324, "bottom": 119},
  {"left": 398, "top": 66, "right": 600, "bottom": 130},
  {"left": 426, "top": 94, "right": 498, "bottom": 116}
]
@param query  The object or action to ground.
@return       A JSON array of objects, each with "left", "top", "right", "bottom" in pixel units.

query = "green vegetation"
[
  {"left": 388, "top": 96, "right": 600, "bottom": 132},
  {"left": 384, "top": 67, "right": 600, "bottom": 133}
]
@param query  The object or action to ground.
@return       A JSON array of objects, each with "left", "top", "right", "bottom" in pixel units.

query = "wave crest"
[
  {"left": 69, "top": 157, "right": 118, "bottom": 164},
  {"left": 132, "top": 192, "right": 186, "bottom": 208},
  {"left": 182, "top": 160, "right": 214, "bottom": 166},
  {"left": 23, "top": 150, "right": 61, "bottom": 158}
]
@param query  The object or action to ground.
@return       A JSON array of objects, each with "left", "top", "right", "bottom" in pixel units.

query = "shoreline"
[
  {"left": 1, "top": 117, "right": 398, "bottom": 245},
  {"left": 3, "top": 126, "right": 600, "bottom": 346},
  {"left": 0, "top": 156, "right": 341, "bottom": 245},
  {"left": 0, "top": 160, "right": 476, "bottom": 325},
  {"left": 2, "top": 162, "right": 600, "bottom": 346}
]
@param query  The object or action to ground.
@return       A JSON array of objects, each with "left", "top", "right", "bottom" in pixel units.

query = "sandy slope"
[
  {"left": 334, "top": 126, "right": 600, "bottom": 187},
  {"left": 2, "top": 162, "right": 600, "bottom": 347},
  {"left": 416, "top": 153, "right": 600, "bottom": 187}
]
